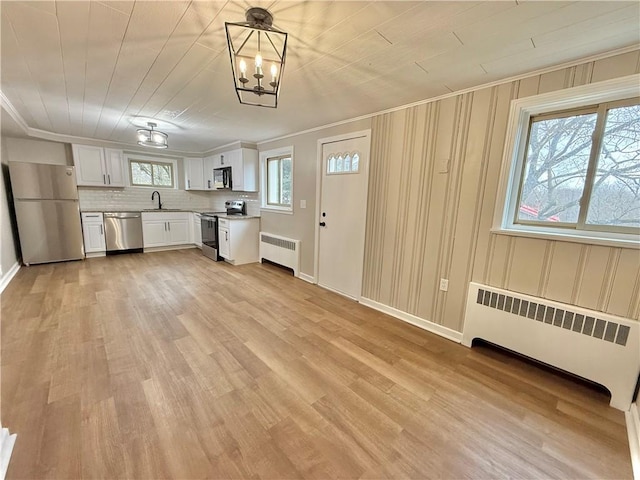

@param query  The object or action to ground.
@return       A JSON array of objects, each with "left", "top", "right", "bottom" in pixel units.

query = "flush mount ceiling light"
[
  {"left": 136, "top": 122, "right": 168, "bottom": 149},
  {"left": 225, "top": 7, "right": 287, "bottom": 108}
]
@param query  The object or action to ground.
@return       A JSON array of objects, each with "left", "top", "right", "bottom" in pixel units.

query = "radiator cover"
[
  {"left": 259, "top": 232, "right": 300, "bottom": 277},
  {"left": 463, "top": 282, "right": 640, "bottom": 411}
]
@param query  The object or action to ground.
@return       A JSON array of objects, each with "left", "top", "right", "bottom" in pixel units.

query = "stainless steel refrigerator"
[{"left": 9, "top": 162, "right": 85, "bottom": 265}]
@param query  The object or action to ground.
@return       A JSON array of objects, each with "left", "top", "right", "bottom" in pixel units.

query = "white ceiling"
[{"left": 1, "top": 1, "right": 639, "bottom": 154}]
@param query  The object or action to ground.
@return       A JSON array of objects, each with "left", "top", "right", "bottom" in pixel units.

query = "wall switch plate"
[
  {"left": 439, "top": 278, "right": 449, "bottom": 291},
  {"left": 300, "top": 199, "right": 306, "bottom": 208}
]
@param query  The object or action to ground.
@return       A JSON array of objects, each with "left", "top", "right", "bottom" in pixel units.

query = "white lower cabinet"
[
  {"left": 81, "top": 212, "right": 106, "bottom": 256},
  {"left": 217, "top": 217, "right": 259, "bottom": 265},
  {"left": 142, "top": 212, "right": 192, "bottom": 249},
  {"left": 168, "top": 217, "right": 190, "bottom": 244},
  {"left": 193, "top": 213, "right": 202, "bottom": 247},
  {"left": 219, "top": 225, "right": 230, "bottom": 258}
]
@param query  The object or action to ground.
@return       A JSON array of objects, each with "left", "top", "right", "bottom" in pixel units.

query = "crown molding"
[{"left": 0, "top": 91, "right": 30, "bottom": 134}]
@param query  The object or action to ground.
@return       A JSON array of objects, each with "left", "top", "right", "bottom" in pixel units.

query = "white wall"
[
  {"left": 0, "top": 138, "right": 19, "bottom": 275},
  {"left": 258, "top": 119, "right": 372, "bottom": 276}
]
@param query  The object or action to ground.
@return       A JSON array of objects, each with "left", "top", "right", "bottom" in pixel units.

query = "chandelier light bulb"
[{"left": 225, "top": 7, "right": 287, "bottom": 107}]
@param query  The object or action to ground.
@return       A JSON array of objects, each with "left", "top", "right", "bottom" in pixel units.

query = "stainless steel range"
[
  {"left": 225, "top": 200, "right": 247, "bottom": 216},
  {"left": 201, "top": 211, "right": 225, "bottom": 261},
  {"left": 201, "top": 200, "right": 247, "bottom": 262}
]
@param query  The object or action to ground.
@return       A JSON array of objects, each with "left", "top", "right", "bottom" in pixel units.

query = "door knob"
[{"left": 319, "top": 222, "right": 326, "bottom": 227}]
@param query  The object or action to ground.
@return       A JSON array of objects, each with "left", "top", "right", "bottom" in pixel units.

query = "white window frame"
[
  {"left": 125, "top": 154, "right": 178, "bottom": 190},
  {"left": 492, "top": 74, "right": 640, "bottom": 249},
  {"left": 260, "top": 146, "right": 294, "bottom": 214}
]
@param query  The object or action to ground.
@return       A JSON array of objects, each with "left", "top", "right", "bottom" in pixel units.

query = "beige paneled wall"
[{"left": 363, "top": 49, "right": 640, "bottom": 333}]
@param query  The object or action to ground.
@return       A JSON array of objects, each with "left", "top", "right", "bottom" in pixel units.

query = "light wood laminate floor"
[{"left": 1, "top": 249, "right": 632, "bottom": 479}]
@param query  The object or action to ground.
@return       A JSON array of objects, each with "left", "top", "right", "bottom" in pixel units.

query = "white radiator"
[
  {"left": 259, "top": 232, "right": 300, "bottom": 277},
  {"left": 463, "top": 282, "right": 640, "bottom": 411}
]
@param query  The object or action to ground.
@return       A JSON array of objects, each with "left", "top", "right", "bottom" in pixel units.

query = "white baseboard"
[
  {"left": 0, "top": 262, "right": 20, "bottom": 294},
  {"left": 359, "top": 297, "right": 463, "bottom": 343},
  {"left": 627, "top": 402, "right": 640, "bottom": 480},
  {"left": 85, "top": 252, "right": 106, "bottom": 258},
  {"left": 298, "top": 272, "right": 316, "bottom": 284},
  {"left": 0, "top": 425, "right": 16, "bottom": 480}
]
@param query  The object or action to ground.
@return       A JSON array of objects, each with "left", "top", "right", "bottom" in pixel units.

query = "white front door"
[{"left": 318, "top": 133, "right": 370, "bottom": 299}]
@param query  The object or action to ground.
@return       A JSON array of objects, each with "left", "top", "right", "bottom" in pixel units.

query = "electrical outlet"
[
  {"left": 439, "top": 278, "right": 449, "bottom": 292},
  {"left": 300, "top": 199, "right": 306, "bottom": 209}
]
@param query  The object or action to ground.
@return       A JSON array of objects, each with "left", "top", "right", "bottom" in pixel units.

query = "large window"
[
  {"left": 129, "top": 159, "right": 174, "bottom": 188},
  {"left": 261, "top": 147, "right": 293, "bottom": 213},
  {"left": 517, "top": 99, "right": 639, "bottom": 231},
  {"left": 494, "top": 76, "right": 640, "bottom": 247}
]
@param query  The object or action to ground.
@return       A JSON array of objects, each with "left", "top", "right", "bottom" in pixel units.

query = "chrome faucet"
[{"left": 151, "top": 190, "right": 162, "bottom": 209}]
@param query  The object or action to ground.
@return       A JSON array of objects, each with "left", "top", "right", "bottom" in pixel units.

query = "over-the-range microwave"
[{"left": 213, "top": 166, "right": 232, "bottom": 190}]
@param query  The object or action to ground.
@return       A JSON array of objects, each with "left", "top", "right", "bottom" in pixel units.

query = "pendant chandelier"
[
  {"left": 225, "top": 8, "right": 287, "bottom": 108},
  {"left": 136, "top": 122, "right": 168, "bottom": 149}
]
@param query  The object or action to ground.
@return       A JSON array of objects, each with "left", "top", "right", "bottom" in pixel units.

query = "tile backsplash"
[{"left": 78, "top": 187, "right": 261, "bottom": 215}]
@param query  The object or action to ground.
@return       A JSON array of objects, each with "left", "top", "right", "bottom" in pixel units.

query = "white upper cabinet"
[
  {"left": 73, "top": 144, "right": 124, "bottom": 187},
  {"left": 184, "top": 157, "right": 205, "bottom": 190},
  {"left": 230, "top": 148, "right": 258, "bottom": 192},
  {"left": 213, "top": 152, "right": 234, "bottom": 168},
  {"left": 104, "top": 148, "right": 125, "bottom": 186},
  {"left": 203, "top": 148, "right": 257, "bottom": 191},
  {"left": 203, "top": 156, "right": 215, "bottom": 190}
]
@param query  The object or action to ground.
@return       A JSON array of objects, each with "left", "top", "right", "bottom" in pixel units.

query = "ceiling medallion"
[
  {"left": 136, "top": 122, "right": 168, "bottom": 149},
  {"left": 225, "top": 7, "right": 288, "bottom": 108}
]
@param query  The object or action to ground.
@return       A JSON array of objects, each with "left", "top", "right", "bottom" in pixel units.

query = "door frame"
[{"left": 314, "top": 129, "right": 372, "bottom": 300}]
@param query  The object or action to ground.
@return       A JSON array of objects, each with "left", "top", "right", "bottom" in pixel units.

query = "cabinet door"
[
  {"left": 210, "top": 154, "right": 223, "bottom": 169},
  {"left": 203, "top": 156, "right": 215, "bottom": 189},
  {"left": 219, "top": 227, "right": 230, "bottom": 259},
  {"left": 193, "top": 215, "right": 202, "bottom": 247},
  {"left": 225, "top": 150, "right": 243, "bottom": 191},
  {"left": 104, "top": 149, "right": 125, "bottom": 186},
  {"left": 142, "top": 220, "right": 168, "bottom": 248},
  {"left": 82, "top": 222, "right": 106, "bottom": 253},
  {"left": 73, "top": 144, "right": 106, "bottom": 186},
  {"left": 240, "top": 148, "right": 258, "bottom": 192},
  {"left": 184, "top": 158, "right": 204, "bottom": 190},
  {"left": 167, "top": 219, "right": 190, "bottom": 245}
]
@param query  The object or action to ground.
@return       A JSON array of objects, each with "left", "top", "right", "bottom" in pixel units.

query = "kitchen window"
[
  {"left": 261, "top": 147, "right": 293, "bottom": 213},
  {"left": 129, "top": 159, "right": 175, "bottom": 188},
  {"left": 493, "top": 76, "right": 640, "bottom": 247}
]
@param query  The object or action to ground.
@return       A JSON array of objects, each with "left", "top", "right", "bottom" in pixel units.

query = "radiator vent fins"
[
  {"left": 476, "top": 289, "right": 630, "bottom": 347},
  {"left": 260, "top": 235, "right": 297, "bottom": 251}
]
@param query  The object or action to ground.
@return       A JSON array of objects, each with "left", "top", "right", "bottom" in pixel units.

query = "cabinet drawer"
[
  {"left": 81, "top": 212, "right": 104, "bottom": 223},
  {"left": 218, "top": 217, "right": 229, "bottom": 228}
]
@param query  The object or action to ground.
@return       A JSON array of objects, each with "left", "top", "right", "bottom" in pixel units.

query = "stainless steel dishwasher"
[{"left": 103, "top": 212, "right": 143, "bottom": 254}]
